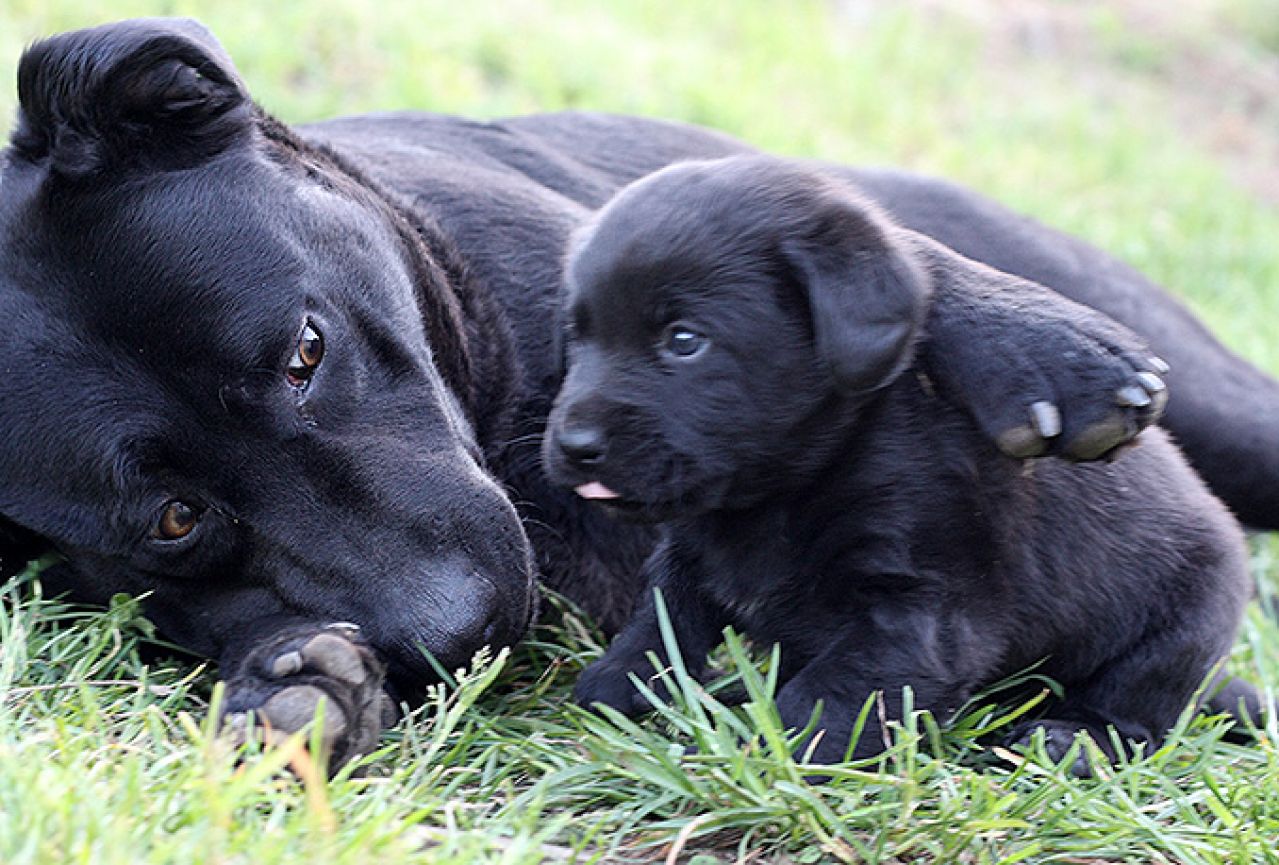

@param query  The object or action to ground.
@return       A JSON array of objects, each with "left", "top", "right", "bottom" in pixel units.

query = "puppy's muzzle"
[{"left": 554, "top": 423, "right": 608, "bottom": 467}]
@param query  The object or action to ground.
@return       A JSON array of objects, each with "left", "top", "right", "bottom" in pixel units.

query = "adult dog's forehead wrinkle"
[
  {"left": 0, "top": 419, "right": 170, "bottom": 554},
  {"left": 14, "top": 160, "right": 304, "bottom": 369},
  {"left": 0, "top": 324, "right": 175, "bottom": 482},
  {"left": 342, "top": 280, "right": 438, "bottom": 391}
]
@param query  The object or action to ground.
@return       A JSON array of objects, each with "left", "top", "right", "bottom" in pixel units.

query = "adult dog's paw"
[
  {"left": 574, "top": 653, "right": 672, "bottom": 718},
  {"left": 220, "top": 623, "right": 396, "bottom": 772},
  {"left": 926, "top": 282, "right": 1169, "bottom": 461}
]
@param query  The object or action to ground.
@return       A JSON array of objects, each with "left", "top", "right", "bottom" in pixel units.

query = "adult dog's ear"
[
  {"left": 11, "top": 18, "right": 251, "bottom": 179},
  {"left": 554, "top": 222, "right": 598, "bottom": 380},
  {"left": 784, "top": 195, "right": 932, "bottom": 394}
]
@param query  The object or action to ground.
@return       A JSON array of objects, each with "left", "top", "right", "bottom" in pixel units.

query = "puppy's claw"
[
  {"left": 378, "top": 691, "right": 400, "bottom": 728},
  {"left": 995, "top": 401, "right": 1063, "bottom": 459},
  {"left": 1148, "top": 356, "right": 1171, "bottom": 375},
  {"left": 1115, "top": 385, "right": 1152, "bottom": 408},
  {"left": 1134, "top": 371, "right": 1166, "bottom": 394},
  {"left": 1029, "top": 401, "right": 1062, "bottom": 439},
  {"left": 1147, "top": 386, "right": 1169, "bottom": 418}
]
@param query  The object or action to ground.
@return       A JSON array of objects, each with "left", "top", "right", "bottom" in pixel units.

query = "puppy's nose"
[{"left": 557, "top": 425, "right": 607, "bottom": 465}]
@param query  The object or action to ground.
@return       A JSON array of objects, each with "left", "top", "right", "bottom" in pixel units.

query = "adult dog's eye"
[
  {"left": 663, "top": 325, "right": 708, "bottom": 359},
  {"left": 153, "top": 500, "right": 200, "bottom": 541},
  {"left": 286, "top": 322, "right": 324, "bottom": 387}
]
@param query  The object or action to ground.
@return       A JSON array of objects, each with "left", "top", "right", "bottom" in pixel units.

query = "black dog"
[
  {"left": 1, "top": 19, "right": 1275, "bottom": 766},
  {"left": 546, "top": 156, "right": 1255, "bottom": 769}
]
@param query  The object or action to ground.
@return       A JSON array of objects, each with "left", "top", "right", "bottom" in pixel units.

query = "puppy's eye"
[
  {"left": 663, "top": 325, "right": 709, "bottom": 359},
  {"left": 286, "top": 322, "right": 324, "bottom": 388},
  {"left": 153, "top": 500, "right": 200, "bottom": 541}
]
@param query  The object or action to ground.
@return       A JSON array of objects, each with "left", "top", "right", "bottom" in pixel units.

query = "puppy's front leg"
[
  {"left": 918, "top": 239, "right": 1170, "bottom": 461},
  {"left": 575, "top": 537, "right": 728, "bottom": 717},
  {"left": 773, "top": 610, "right": 971, "bottom": 765}
]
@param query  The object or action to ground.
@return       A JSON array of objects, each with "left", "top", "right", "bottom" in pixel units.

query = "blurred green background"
[{"left": 2, "top": 0, "right": 1277, "bottom": 372}]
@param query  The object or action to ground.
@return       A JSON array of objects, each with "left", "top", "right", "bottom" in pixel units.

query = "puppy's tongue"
[{"left": 575, "top": 481, "right": 621, "bottom": 500}]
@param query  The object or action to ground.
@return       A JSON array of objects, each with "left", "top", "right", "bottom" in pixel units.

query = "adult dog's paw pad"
[{"left": 260, "top": 684, "right": 348, "bottom": 746}]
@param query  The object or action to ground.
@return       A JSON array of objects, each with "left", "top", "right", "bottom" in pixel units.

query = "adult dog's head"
[
  {"left": 543, "top": 156, "right": 931, "bottom": 519},
  {"left": 0, "top": 20, "right": 535, "bottom": 684}
]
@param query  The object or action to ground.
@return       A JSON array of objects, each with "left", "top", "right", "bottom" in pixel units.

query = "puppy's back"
[{"left": 981, "top": 422, "right": 1249, "bottom": 678}]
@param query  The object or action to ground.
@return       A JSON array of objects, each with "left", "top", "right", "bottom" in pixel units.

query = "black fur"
[
  {"left": 13, "top": 19, "right": 250, "bottom": 179},
  {"left": 546, "top": 156, "right": 1254, "bottom": 767},
  {"left": 0, "top": 21, "right": 1275, "bottom": 743}
]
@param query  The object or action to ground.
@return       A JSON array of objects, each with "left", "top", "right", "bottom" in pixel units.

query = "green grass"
[{"left": 1, "top": 1, "right": 1277, "bottom": 862}]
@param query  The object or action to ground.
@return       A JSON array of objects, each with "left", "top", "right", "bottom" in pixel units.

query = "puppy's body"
[
  {"left": 546, "top": 156, "right": 1252, "bottom": 766},
  {"left": 689, "top": 396, "right": 1243, "bottom": 742}
]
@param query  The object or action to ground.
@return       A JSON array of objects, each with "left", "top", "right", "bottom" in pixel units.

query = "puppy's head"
[{"left": 543, "top": 156, "right": 931, "bottom": 519}]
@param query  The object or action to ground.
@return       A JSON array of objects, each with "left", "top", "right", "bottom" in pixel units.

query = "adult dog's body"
[
  {"left": 0, "top": 20, "right": 1275, "bottom": 760},
  {"left": 546, "top": 157, "right": 1253, "bottom": 767}
]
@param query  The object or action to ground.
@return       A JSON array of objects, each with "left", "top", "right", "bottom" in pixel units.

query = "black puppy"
[{"left": 545, "top": 155, "right": 1255, "bottom": 768}]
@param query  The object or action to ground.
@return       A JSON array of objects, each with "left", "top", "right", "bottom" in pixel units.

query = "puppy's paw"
[
  {"left": 987, "top": 343, "right": 1167, "bottom": 462},
  {"left": 220, "top": 623, "right": 396, "bottom": 772},
  {"left": 574, "top": 653, "right": 672, "bottom": 717},
  {"left": 927, "top": 286, "right": 1169, "bottom": 461},
  {"left": 1008, "top": 719, "right": 1111, "bottom": 778}
]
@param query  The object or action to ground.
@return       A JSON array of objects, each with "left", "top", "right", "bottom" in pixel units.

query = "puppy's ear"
[
  {"left": 12, "top": 18, "right": 251, "bottom": 179},
  {"left": 785, "top": 195, "right": 931, "bottom": 394}
]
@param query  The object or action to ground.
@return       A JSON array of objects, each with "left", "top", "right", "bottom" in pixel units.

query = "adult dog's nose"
[{"left": 557, "top": 425, "right": 607, "bottom": 465}]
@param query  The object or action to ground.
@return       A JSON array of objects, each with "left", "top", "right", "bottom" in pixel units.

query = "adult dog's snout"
[{"left": 372, "top": 562, "right": 528, "bottom": 683}]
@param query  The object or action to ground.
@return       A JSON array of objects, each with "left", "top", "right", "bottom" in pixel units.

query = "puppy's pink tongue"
[{"left": 575, "top": 481, "right": 621, "bottom": 500}]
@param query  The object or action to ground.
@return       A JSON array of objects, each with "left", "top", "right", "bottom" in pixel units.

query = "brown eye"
[
  {"left": 287, "top": 322, "right": 324, "bottom": 387},
  {"left": 154, "top": 501, "right": 199, "bottom": 541}
]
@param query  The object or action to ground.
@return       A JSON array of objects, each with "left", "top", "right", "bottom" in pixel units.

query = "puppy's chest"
[{"left": 691, "top": 508, "right": 906, "bottom": 644}]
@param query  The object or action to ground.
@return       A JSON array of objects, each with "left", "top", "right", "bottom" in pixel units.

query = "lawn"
[{"left": 1, "top": 1, "right": 1277, "bottom": 862}]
